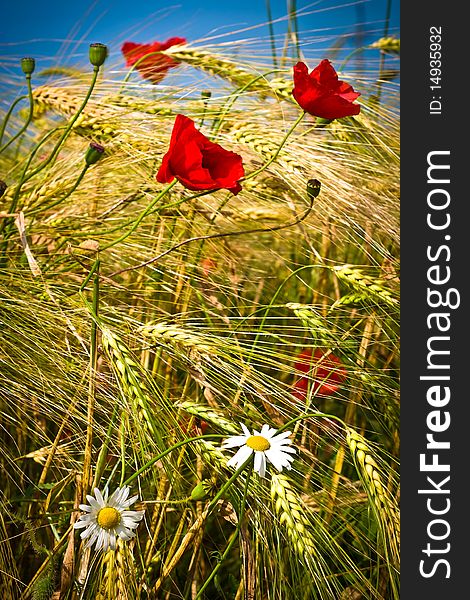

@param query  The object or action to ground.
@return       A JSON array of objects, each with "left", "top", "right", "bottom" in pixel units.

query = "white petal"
[
  {"left": 222, "top": 435, "right": 247, "bottom": 448},
  {"left": 122, "top": 494, "right": 139, "bottom": 508},
  {"left": 74, "top": 516, "right": 93, "bottom": 528},
  {"left": 275, "top": 445, "right": 296, "bottom": 454},
  {"left": 109, "top": 486, "right": 126, "bottom": 507},
  {"left": 117, "top": 524, "right": 135, "bottom": 540},
  {"left": 86, "top": 495, "right": 101, "bottom": 510},
  {"left": 97, "top": 530, "right": 107, "bottom": 551},
  {"left": 94, "top": 488, "right": 105, "bottom": 507},
  {"left": 78, "top": 504, "right": 92, "bottom": 512},
  {"left": 253, "top": 451, "right": 263, "bottom": 475},
  {"left": 271, "top": 430, "right": 292, "bottom": 442},
  {"left": 265, "top": 449, "right": 291, "bottom": 472},
  {"left": 253, "top": 452, "right": 266, "bottom": 477},
  {"left": 83, "top": 525, "right": 99, "bottom": 545},
  {"left": 79, "top": 524, "right": 95, "bottom": 539},
  {"left": 240, "top": 423, "right": 251, "bottom": 436},
  {"left": 227, "top": 444, "right": 253, "bottom": 468},
  {"left": 260, "top": 424, "right": 278, "bottom": 439},
  {"left": 122, "top": 510, "right": 145, "bottom": 520},
  {"left": 119, "top": 486, "right": 131, "bottom": 503}
]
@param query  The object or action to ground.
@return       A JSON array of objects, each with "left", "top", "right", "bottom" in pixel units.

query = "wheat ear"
[{"left": 333, "top": 265, "right": 398, "bottom": 308}]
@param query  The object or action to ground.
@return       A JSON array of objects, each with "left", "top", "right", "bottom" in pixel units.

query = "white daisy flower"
[
  {"left": 73, "top": 486, "right": 145, "bottom": 551},
  {"left": 222, "top": 423, "right": 296, "bottom": 477}
]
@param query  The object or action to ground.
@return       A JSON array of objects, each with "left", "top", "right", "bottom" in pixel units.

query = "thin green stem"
[
  {"left": 339, "top": 46, "right": 368, "bottom": 71},
  {"left": 278, "top": 410, "right": 347, "bottom": 433},
  {"left": 108, "top": 185, "right": 315, "bottom": 279},
  {"left": 100, "top": 180, "right": 177, "bottom": 250},
  {"left": 23, "top": 66, "right": 100, "bottom": 183},
  {"left": 195, "top": 466, "right": 252, "bottom": 599},
  {"left": 92, "top": 405, "right": 119, "bottom": 489},
  {"left": 241, "top": 110, "right": 305, "bottom": 181},
  {"left": 210, "top": 68, "right": 287, "bottom": 138},
  {"left": 82, "top": 260, "right": 100, "bottom": 496},
  {"left": 265, "top": 0, "right": 278, "bottom": 68},
  {"left": 288, "top": 0, "right": 302, "bottom": 61},
  {"left": 205, "top": 456, "right": 253, "bottom": 512},
  {"left": 123, "top": 434, "right": 226, "bottom": 486},
  {"left": 377, "top": 0, "right": 393, "bottom": 103},
  {"left": 0, "top": 92, "right": 29, "bottom": 154},
  {"left": 6, "top": 128, "right": 64, "bottom": 215},
  {"left": 25, "top": 164, "right": 90, "bottom": 216}
]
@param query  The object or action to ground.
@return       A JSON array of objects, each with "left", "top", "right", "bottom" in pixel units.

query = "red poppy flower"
[
  {"left": 121, "top": 37, "right": 186, "bottom": 84},
  {"left": 292, "top": 60, "right": 361, "bottom": 120},
  {"left": 157, "top": 114, "right": 245, "bottom": 195},
  {"left": 292, "top": 348, "right": 347, "bottom": 399}
]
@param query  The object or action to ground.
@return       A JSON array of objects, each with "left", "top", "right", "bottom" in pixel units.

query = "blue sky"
[{"left": 1, "top": 0, "right": 399, "bottom": 73}]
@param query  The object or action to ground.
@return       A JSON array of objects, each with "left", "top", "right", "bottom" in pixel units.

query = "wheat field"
[{"left": 0, "top": 10, "right": 399, "bottom": 600}]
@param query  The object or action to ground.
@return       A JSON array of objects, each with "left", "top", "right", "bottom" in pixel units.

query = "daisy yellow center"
[
  {"left": 246, "top": 435, "right": 271, "bottom": 452},
  {"left": 97, "top": 507, "right": 121, "bottom": 529}
]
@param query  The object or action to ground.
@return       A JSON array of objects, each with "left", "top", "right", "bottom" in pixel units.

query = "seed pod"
[
  {"left": 89, "top": 43, "right": 108, "bottom": 67},
  {"left": 21, "top": 57, "right": 36, "bottom": 76}
]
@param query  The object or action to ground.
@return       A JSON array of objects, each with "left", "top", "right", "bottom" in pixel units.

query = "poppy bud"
[
  {"left": 85, "top": 142, "right": 105, "bottom": 165},
  {"left": 306, "top": 179, "right": 321, "bottom": 200},
  {"left": 89, "top": 43, "right": 108, "bottom": 67},
  {"left": 21, "top": 57, "right": 36, "bottom": 76},
  {"left": 201, "top": 90, "right": 212, "bottom": 100},
  {"left": 0, "top": 180, "right": 7, "bottom": 198},
  {"left": 190, "top": 479, "right": 213, "bottom": 501}
]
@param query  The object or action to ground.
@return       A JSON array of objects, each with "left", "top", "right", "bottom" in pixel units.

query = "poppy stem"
[
  {"left": 100, "top": 180, "right": 177, "bottom": 250},
  {"left": 0, "top": 72, "right": 33, "bottom": 155},
  {"left": 24, "top": 164, "right": 90, "bottom": 217},
  {"left": 0, "top": 95, "right": 28, "bottom": 147},
  {"left": 107, "top": 183, "right": 316, "bottom": 279},
  {"left": 210, "top": 68, "right": 289, "bottom": 138},
  {"left": 122, "top": 434, "right": 227, "bottom": 485},
  {"left": 0, "top": 64, "right": 101, "bottom": 259},
  {"left": 242, "top": 110, "right": 305, "bottom": 181},
  {"left": 18, "top": 66, "right": 101, "bottom": 184},
  {"left": 277, "top": 411, "right": 347, "bottom": 434}
]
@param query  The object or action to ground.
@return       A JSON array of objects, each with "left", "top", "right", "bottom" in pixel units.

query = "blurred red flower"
[
  {"left": 179, "top": 417, "right": 209, "bottom": 437},
  {"left": 292, "top": 60, "right": 361, "bottom": 120},
  {"left": 121, "top": 37, "right": 186, "bottom": 83},
  {"left": 292, "top": 348, "right": 347, "bottom": 399},
  {"left": 157, "top": 114, "right": 244, "bottom": 194},
  {"left": 201, "top": 257, "right": 217, "bottom": 277}
]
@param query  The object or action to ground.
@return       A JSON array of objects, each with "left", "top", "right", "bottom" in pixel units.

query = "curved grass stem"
[{"left": 0, "top": 87, "right": 31, "bottom": 153}]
